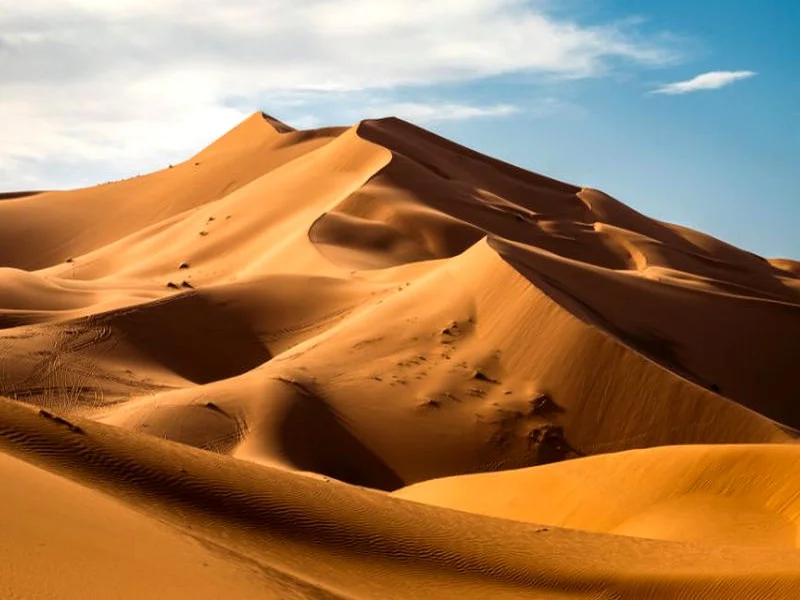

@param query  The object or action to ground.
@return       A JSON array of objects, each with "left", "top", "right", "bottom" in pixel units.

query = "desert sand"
[{"left": 1, "top": 111, "right": 799, "bottom": 599}]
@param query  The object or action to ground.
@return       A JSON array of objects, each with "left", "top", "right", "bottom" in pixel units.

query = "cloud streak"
[
  {"left": 364, "top": 102, "right": 520, "bottom": 123},
  {"left": 652, "top": 70, "right": 756, "bottom": 95}
]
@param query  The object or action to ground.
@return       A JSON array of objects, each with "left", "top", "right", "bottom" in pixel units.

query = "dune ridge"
[{"left": 1, "top": 111, "right": 798, "bottom": 598}]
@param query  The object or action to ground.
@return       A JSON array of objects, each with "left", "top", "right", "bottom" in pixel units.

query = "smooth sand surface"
[{"left": 1, "top": 112, "right": 798, "bottom": 598}]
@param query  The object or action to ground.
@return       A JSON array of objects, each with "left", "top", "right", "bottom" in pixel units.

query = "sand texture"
[{"left": 1, "top": 112, "right": 799, "bottom": 599}]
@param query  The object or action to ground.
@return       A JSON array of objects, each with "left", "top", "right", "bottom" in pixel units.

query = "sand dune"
[
  {"left": 397, "top": 444, "right": 800, "bottom": 547},
  {"left": 1, "top": 111, "right": 798, "bottom": 598}
]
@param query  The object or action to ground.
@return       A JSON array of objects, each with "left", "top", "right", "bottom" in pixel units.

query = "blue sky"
[
  {"left": 1, "top": 0, "right": 797, "bottom": 257},
  {"left": 420, "top": 1, "right": 800, "bottom": 258}
]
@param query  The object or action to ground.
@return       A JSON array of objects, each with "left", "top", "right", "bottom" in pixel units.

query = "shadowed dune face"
[
  {"left": 490, "top": 237, "right": 800, "bottom": 425},
  {"left": 273, "top": 387, "right": 406, "bottom": 490},
  {"left": 1, "top": 111, "right": 799, "bottom": 598},
  {"left": 0, "top": 191, "right": 43, "bottom": 200},
  {"left": 94, "top": 293, "right": 272, "bottom": 385}
]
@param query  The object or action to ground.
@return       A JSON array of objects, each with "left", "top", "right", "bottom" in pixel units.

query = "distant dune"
[{"left": 1, "top": 111, "right": 798, "bottom": 599}]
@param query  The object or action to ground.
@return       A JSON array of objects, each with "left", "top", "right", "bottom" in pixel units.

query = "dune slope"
[{"left": 1, "top": 111, "right": 798, "bottom": 598}]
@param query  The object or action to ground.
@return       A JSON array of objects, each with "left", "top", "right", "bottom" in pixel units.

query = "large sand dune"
[{"left": 1, "top": 112, "right": 798, "bottom": 598}]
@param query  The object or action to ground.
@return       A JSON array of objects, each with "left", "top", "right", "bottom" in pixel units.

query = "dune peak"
[{"left": 257, "top": 111, "right": 296, "bottom": 133}]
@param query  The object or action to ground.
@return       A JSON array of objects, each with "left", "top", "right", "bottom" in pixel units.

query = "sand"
[{"left": 1, "top": 111, "right": 798, "bottom": 598}]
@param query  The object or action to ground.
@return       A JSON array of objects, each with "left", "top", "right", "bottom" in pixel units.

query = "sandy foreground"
[{"left": 1, "top": 112, "right": 799, "bottom": 599}]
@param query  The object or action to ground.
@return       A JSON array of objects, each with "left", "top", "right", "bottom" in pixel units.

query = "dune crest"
[
  {"left": 1, "top": 112, "right": 798, "bottom": 598},
  {"left": 397, "top": 444, "right": 800, "bottom": 548}
]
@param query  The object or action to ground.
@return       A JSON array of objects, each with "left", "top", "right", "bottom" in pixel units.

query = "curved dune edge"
[
  {"left": 769, "top": 258, "right": 800, "bottom": 277},
  {"left": 396, "top": 443, "right": 800, "bottom": 548},
  {"left": 3, "top": 397, "right": 800, "bottom": 600}
]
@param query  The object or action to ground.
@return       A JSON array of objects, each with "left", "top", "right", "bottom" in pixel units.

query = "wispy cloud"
[
  {"left": 364, "top": 102, "right": 520, "bottom": 123},
  {"left": 652, "top": 70, "right": 756, "bottom": 95},
  {"left": 0, "top": 0, "right": 678, "bottom": 188}
]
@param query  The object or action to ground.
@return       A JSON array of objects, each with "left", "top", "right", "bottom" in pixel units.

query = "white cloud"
[
  {"left": 652, "top": 70, "right": 756, "bottom": 95},
  {"left": 364, "top": 102, "right": 520, "bottom": 123},
  {"left": 0, "top": 0, "right": 677, "bottom": 189}
]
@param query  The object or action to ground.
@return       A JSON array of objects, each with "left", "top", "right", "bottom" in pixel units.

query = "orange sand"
[{"left": 1, "top": 112, "right": 798, "bottom": 598}]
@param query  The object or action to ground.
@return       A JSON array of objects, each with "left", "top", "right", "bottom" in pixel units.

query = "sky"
[{"left": 1, "top": 1, "right": 797, "bottom": 258}]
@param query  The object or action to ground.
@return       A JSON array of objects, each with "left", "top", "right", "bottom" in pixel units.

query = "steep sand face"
[{"left": 1, "top": 111, "right": 799, "bottom": 598}]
